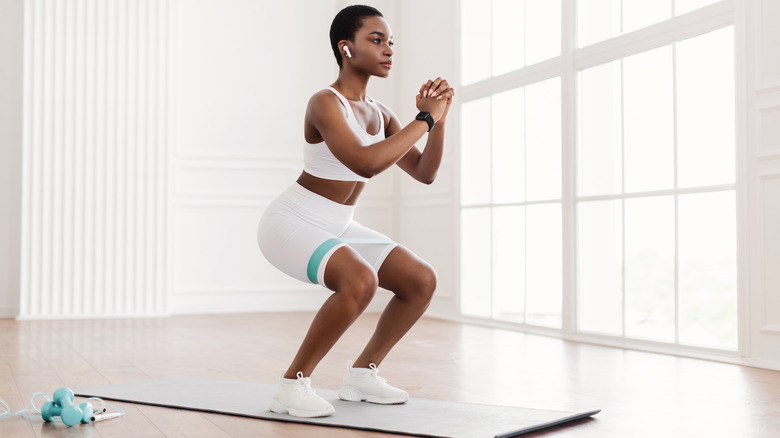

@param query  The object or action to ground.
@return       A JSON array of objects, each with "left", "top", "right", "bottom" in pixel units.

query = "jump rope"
[{"left": 0, "top": 387, "right": 125, "bottom": 426}]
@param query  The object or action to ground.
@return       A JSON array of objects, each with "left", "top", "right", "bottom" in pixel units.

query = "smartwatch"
[{"left": 415, "top": 111, "right": 435, "bottom": 132}]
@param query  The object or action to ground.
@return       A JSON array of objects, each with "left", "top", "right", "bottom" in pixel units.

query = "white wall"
[
  {"left": 0, "top": 0, "right": 24, "bottom": 318},
  {"left": 171, "top": 0, "right": 335, "bottom": 313},
  {"left": 743, "top": 0, "right": 780, "bottom": 370},
  {"left": 392, "top": 0, "right": 460, "bottom": 319},
  {"left": 171, "top": 0, "right": 402, "bottom": 314}
]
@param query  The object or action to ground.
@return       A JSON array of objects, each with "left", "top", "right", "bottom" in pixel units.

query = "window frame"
[{"left": 456, "top": 0, "right": 745, "bottom": 360}]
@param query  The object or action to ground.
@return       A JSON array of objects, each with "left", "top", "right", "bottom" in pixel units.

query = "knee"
[
  {"left": 341, "top": 267, "right": 378, "bottom": 310},
  {"left": 420, "top": 266, "right": 437, "bottom": 302},
  {"left": 414, "top": 265, "right": 437, "bottom": 304}
]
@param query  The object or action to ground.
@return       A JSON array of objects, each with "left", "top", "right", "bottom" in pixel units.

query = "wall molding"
[
  {"left": 175, "top": 198, "right": 272, "bottom": 208},
  {"left": 401, "top": 198, "right": 453, "bottom": 208},
  {"left": 756, "top": 82, "right": 780, "bottom": 95},
  {"left": 170, "top": 288, "right": 394, "bottom": 315},
  {"left": 175, "top": 153, "right": 302, "bottom": 167},
  {"left": 756, "top": 171, "right": 780, "bottom": 336},
  {"left": 759, "top": 324, "right": 780, "bottom": 335},
  {"left": 756, "top": 101, "right": 780, "bottom": 160}
]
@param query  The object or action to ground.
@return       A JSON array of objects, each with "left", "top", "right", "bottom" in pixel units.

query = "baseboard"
[
  {"left": 741, "top": 357, "right": 780, "bottom": 372},
  {"left": 0, "top": 307, "right": 19, "bottom": 319},
  {"left": 16, "top": 312, "right": 170, "bottom": 320}
]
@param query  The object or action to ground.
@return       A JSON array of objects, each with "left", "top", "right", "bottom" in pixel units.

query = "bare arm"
[
  {"left": 307, "top": 84, "right": 452, "bottom": 179},
  {"left": 395, "top": 79, "right": 455, "bottom": 184}
]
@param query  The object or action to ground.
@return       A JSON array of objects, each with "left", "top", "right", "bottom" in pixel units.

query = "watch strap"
[{"left": 416, "top": 111, "right": 434, "bottom": 132}]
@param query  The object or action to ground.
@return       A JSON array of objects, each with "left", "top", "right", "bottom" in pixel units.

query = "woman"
[{"left": 258, "top": 4, "right": 454, "bottom": 418}]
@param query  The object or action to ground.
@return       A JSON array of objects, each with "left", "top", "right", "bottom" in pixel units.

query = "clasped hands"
[{"left": 416, "top": 77, "right": 455, "bottom": 123}]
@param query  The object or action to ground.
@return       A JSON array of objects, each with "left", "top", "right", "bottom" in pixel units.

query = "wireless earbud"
[{"left": 343, "top": 46, "right": 352, "bottom": 58}]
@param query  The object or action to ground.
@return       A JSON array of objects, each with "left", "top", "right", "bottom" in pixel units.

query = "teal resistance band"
[{"left": 306, "top": 237, "right": 395, "bottom": 284}]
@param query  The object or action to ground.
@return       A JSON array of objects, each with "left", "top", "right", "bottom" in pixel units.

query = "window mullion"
[{"left": 562, "top": 0, "right": 578, "bottom": 336}]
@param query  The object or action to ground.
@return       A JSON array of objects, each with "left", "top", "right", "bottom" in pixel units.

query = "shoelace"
[
  {"left": 368, "top": 363, "right": 388, "bottom": 385},
  {"left": 293, "top": 372, "right": 317, "bottom": 398}
]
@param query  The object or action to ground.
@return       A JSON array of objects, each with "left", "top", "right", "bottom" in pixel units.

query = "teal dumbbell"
[{"left": 41, "top": 387, "right": 93, "bottom": 426}]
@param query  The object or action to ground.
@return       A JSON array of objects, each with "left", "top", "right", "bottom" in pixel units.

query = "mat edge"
[{"left": 494, "top": 409, "right": 601, "bottom": 438}]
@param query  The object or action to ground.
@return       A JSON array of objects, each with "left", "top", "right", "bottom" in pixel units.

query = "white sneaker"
[
  {"left": 269, "top": 372, "right": 335, "bottom": 418},
  {"left": 338, "top": 361, "right": 409, "bottom": 404}
]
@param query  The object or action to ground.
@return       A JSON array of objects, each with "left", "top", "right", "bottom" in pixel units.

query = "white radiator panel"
[{"left": 20, "top": 0, "right": 177, "bottom": 317}]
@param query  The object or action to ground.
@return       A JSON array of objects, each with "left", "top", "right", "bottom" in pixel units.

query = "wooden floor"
[{"left": 1, "top": 312, "right": 779, "bottom": 437}]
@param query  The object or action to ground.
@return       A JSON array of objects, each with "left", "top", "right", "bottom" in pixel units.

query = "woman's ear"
[{"left": 340, "top": 42, "right": 352, "bottom": 58}]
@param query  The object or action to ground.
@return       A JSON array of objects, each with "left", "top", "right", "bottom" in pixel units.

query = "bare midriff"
[{"left": 297, "top": 171, "right": 365, "bottom": 206}]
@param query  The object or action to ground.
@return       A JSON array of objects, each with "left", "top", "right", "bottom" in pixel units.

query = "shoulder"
[{"left": 307, "top": 89, "right": 347, "bottom": 119}]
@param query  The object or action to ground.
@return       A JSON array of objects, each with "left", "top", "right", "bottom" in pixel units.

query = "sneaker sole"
[
  {"left": 269, "top": 398, "right": 335, "bottom": 418},
  {"left": 338, "top": 386, "right": 409, "bottom": 405}
]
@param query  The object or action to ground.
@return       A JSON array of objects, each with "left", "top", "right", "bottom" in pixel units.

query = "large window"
[
  {"left": 461, "top": 78, "right": 562, "bottom": 327},
  {"left": 461, "top": 0, "right": 561, "bottom": 85},
  {"left": 459, "top": 0, "right": 737, "bottom": 351},
  {"left": 578, "top": 0, "right": 722, "bottom": 47}
]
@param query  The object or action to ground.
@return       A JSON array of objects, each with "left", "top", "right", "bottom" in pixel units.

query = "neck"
[{"left": 333, "top": 68, "right": 371, "bottom": 101}]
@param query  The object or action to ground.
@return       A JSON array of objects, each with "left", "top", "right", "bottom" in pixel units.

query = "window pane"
[
  {"left": 622, "top": 0, "right": 671, "bottom": 34},
  {"left": 678, "top": 191, "right": 737, "bottom": 349},
  {"left": 526, "top": 203, "right": 562, "bottom": 328},
  {"left": 525, "top": 77, "right": 561, "bottom": 201},
  {"left": 461, "top": 97, "right": 491, "bottom": 205},
  {"left": 493, "top": 0, "right": 524, "bottom": 76},
  {"left": 461, "top": 208, "right": 492, "bottom": 318},
  {"left": 676, "top": 27, "right": 735, "bottom": 188},
  {"left": 625, "top": 196, "right": 675, "bottom": 342},
  {"left": 577, "top": 0, "right": 620, "bottom": 47},
  {"left": 461, "top": 0, "right": 491, "bottom": 85},
  {"left": 525, "top": 0, "right": 561, "bottom": 65},
  {"left": 578, "top": 200, "right": 622, "bottom": 335},
  {"left": 493, "top": 87, "right": 525, "bottom": 204},
  {"left": 623, "top": 46, "right": 674, "bottom": 192},
  {"left": 493, "top": 206, "right": 525, "bottom": 323},
  {"left": 675, "top": 0, "right": 720, "bottom": 15},
  {"left": 578, "top": 61, "right": 622, "bottom": 196}
]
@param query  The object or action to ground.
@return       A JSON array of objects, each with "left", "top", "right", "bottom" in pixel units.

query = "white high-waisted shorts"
[{"left": 257, "top": 183, "right": 398, "bottom": 285}]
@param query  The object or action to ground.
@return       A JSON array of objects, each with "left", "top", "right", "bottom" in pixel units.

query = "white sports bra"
[{"left": 303, "top": 87, "right": 385, "bottom": 182}]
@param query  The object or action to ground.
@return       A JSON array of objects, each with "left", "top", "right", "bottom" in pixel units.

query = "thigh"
[
  {"left": 322, "top": 245, "right": 378, "bottom": 292},
  {"left": 258, "top": 209, "right": 344, "bottom": 284},
  {"left": 377, "top": 245, "right": 437, "bottom": 300}
]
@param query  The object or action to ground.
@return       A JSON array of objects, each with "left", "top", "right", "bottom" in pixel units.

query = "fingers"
[
  {"left": 435, "top": 87, "right": 454, "bottom": 101},
  {"left": 421, "top": 79, "right": 434, "bottom": 97},
  {"left": 421, "top": 77, "right": 450, "bottom": 98},
  {"left": 429, "top": 78, "right": 446, "bottom": 98},
  {"left": 418, "top": 78, "right": 455, "bottom": 112}
]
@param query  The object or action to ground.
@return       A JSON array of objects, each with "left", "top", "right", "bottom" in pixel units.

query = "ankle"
[
  {"left": 283, "top": 370, "right": 307, "bottom": 380},
  {"left": 351, "top": 360, "right": 372, "bottom": 370}
]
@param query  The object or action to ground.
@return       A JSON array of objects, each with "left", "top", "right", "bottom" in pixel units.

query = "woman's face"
[{"left": 344, "top": 16, "right": 394, "bottom": 78}]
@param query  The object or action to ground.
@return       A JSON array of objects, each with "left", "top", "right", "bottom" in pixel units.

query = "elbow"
[
  {"left": 352, "top": 160, "right": 381, "bottom": 179},
  {"left": 419, "top": 172, "right": 437, "bottom": 185},
  {"left": 355, "top": 168, "right": 376, "bottom": 179}
]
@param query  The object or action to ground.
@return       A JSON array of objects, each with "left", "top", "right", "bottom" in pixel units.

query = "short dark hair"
[{"left": 329, "top": 5, "right": 384, "bottom": 69}]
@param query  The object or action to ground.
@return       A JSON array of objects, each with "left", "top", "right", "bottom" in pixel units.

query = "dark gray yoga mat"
[{"left": 76, "top": 377, "right": 599, "bottom": 438}]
